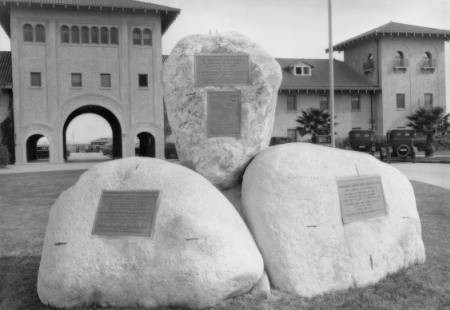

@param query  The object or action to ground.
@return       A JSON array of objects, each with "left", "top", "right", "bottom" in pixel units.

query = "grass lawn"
[{"left": 1, "top": 170, "right": 450, "bottom": 310}]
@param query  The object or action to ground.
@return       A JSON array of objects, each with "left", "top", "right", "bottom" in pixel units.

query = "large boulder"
[
  {"left": 163, "top": 32, "right": 282, "bottom": 189},
  {"left": 38, "top": 158, "right": 264, "bottom": 309},
  {"left": 242, "top": 143, "right": 425, "bottom": 297}
]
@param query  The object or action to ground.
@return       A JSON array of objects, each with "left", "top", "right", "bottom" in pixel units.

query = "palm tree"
[
  {"left": 406, "top": 106, "right": 449, "bottom": 157},
  {"left": 296, "top": 108, "right": 331, "bottom": 143}
]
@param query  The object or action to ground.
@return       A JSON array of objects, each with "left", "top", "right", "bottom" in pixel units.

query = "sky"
[{"left": 2, "top": 0, "right": 450, "bottom": 143}]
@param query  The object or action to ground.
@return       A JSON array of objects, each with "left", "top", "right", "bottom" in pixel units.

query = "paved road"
[{"left": 392, "top": 163, "right": 450, "bottom": 190}]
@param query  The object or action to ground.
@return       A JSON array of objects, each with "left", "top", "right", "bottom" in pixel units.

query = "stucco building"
[
  {"left": 273, "top": 22, "right": 450, "bottom": 143},
  {"left": 0, "top": 0, "right": 179, "bottom": 164}
]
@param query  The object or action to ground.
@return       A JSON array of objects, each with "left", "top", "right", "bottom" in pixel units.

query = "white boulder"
[
  {"left": 38, "top": 157, "right": 264, "bottom": 309},
  {"left": 163, "top": 32, "right": 282, "bottom": 189},
  {"left": 242, "top": 143, "right": 425, "bottom": 297}
]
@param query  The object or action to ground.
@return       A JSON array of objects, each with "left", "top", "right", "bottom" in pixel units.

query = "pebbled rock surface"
[
  {"left": 242, "top": 143, "right": 425, "bottom": 297},
  {"left": 163, "top": 32, "right": 282, "bottom": 189},
  {"left": 38, "top": 157, "right": 264, "bottom": 309}
]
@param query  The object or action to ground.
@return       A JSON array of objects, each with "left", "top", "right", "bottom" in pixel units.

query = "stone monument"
[
  {"left": 37, "top": 158, "right": 264, "bottom": 309},
  {"left": 163, "top": 32, "right": 282, "bottom": 189},
  {"left": 241, "top": 143, "right": 425, "bottom": 296}
]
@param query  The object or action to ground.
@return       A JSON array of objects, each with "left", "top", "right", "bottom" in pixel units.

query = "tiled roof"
[
  {"left": 0, "top": 0, "right": 180, "bottom": 34},
  {"left": 277, "top": 58, "right": 379, "bottom": 92},
  {"left": 332, "top": 22, "right": 450, "bottom": 51},
  {"left": 0, "top": 51, "right": 11, "bottom": 88}
]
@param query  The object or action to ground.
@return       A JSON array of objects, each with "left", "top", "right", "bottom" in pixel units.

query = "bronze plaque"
[
  {"left": 337, "top": 175, "right": 387, "bottom": 224},
  {"left": 195, "top": 54, "right": 250, "bottom": 86},
  {"left": 92, "top": 190, "right": 160, "bottom": 237},
  {"left": 207, "top": 90, "right": 241, "bottom": 137}
]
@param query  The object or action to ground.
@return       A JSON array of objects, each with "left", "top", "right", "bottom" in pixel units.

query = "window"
[
  {"left": 100, "top": 27, "right": 109, "bottom": 44},
  {"left": 287, "top": 129, "right": 297, "bottom": 140},
  {"left": 81, "top": 26, "right": 89, "bottom": 43},
  {"left": 71, "top": 73, "right": 82, "bottom": 87},
  {"left": 396, "top": 93, "right": 405, "bottom": 110},
  {"left": 143, "top": 28, "right": 152, "bottom": 45},
  {"left": 30, "top": 72, "right": 41, "bottom": 87},
  {"left": 110, "top": 27, "right": 119, "bottom": 44},
  {"left": 138, "top": 74, "right": 148, "bottom": 87},
  {"left": 61, "top": 25, "right": 69, "bottom": 43},
  {"left": 294, "top": 65, "right": 311, "bottom": 76},
  {"left": 351, "top": 95, "right": 361, "bottom": 111},
  {"left": 23, "top": 24, "right": 33, "bottom": 42},
  {"left": 100, "top": 73, "right": 111, "bottom": 88},
  {"left": 286, "top": 95, "right": 297, "bottom": 112},
  {"left": 35, "top": 24, "right": 45, "bottom": 42},
  {"left": 71, "top": 26, "right": 79, "bottom": 43},
  {"left": 424, "top": 93, "right": 433, "bottom": 108},
  {"left": 133, "top": 28, "right": 142, "bottom": 45},
  {"left": 319, "top": 96, "right": 329, "bottom": 111},
  {"left": 91, "top": 26, "right": 99, "bottom": 44}
]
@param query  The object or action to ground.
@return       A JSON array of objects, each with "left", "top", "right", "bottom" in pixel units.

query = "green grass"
[{"left": 0, "top": 170, "right": 450, "bottom": 310}]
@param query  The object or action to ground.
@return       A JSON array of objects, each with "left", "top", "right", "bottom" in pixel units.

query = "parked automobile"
[
  {"left": 348, "top": 130, "right": 376, "bottom": 155},
  {"left": 102, "top": 142, "right": 113, "bottom": 157},
  {"left": 36, "top": 145, "right": 49, "bottom": 160},
  {"left": 269, "top": 137, "right": 295, "bottom": 145},
  {"left": 381, "top": 129, "right": 418, "bottom": 163}
]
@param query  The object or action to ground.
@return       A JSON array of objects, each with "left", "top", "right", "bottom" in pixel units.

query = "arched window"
[
  {"left": 61, "top": 25, "right": 69, "bottom": 43},
  {"left": 35, "top": 24, "right": 45, "bottom": 42},
  {"left": 91, "top": 26, "right": 99, "bottom": 44},
  {"left": 143, "top": 28, "right": 152, "bottom": 46},
  {"left": 23, "top": 24, "right": 33, "bottom": 42},
  {"left": 425, "top": 51, "right": 432, "bottom": 60},
  {"left": 133, "top": 28, "right": 141, "bottom": 45},
  {"left": 110, "top": 27, "right": 118, "bottom": 44},
  {"left": 396, "top": 51, "right": 404, "bottom": 59},
  {"left": 81, "top": 26, "right": 89, "bottom": 44},
  {"left": 71, "top": 26, "right": 79, "bottom": 43},
  {"left": 367, "top": 53, "right": 374, "bottom": 61},
  {"left": 100, "top": 27, "right": 109, "bottom": 44}
]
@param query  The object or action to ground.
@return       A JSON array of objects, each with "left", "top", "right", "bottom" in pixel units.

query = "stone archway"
[
  {"left": 135, "top": 131, "right": 155, "bottom": 157},
  {"left": 26, "top": 134, "right": 49, "bottom": 162},
  {"left": 62, "top": 105, "right": 122, "bottom": 160}
]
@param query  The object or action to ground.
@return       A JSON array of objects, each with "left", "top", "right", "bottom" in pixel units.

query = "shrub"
[{"left": 0, "top": 144, "right": 9, "bottom": 167}]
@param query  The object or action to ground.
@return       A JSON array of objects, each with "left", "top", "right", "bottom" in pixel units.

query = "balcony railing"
[
  {"left": 363, "top": 60, "right": 375, "bottom": 73},
  {"left": 393, "top": 57, "right": 409, "bottom": 70},
  {"left": 421, "top": 58, "right": 436, "bottom": 71}
]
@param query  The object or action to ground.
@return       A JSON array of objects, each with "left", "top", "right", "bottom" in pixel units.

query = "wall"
[
  {"left": 10, "top": 6, "right": 164, "bottom": 163},
  {"left": 379, "top": 37, "right": 446, "bottom": 134},
  {"left": 273, "top": 92, "right": 373, "bottom": 141},
  {"left": 342, "top": 39, "right": 379, "bottom": 86}
]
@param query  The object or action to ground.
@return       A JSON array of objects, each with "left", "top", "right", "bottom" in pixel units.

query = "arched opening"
[
  {"left": 396, "top": 51, "right": 404, "bottom": 59},
  {"left": 26, "top": 134, "right": 49, "bottom": 162},
  {"left": 63, "top": 105, "right": 122, "bottom": 162},
  {"left": 135, "top": 132, "right": 155, "bottom": 157}
]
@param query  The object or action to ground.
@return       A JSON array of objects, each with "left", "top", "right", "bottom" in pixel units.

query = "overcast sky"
[{"left": 7, "top": 0, "right": 450, "bottom": 143}]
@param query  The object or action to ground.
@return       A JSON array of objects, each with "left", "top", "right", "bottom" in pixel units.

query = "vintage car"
[
  {"left": 348, "top": 130, "right": 376, "bottom": 155},
  {"left": 381, "top": 129, "right": 418, "bottom": 162}
]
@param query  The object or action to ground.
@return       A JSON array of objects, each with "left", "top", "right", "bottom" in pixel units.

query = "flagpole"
[{"left": 328, "top": 0, "right": 335, "bottom": 147}]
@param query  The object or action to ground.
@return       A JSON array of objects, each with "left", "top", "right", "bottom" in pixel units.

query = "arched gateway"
[{"left": 62, "top": 105, "right": 122, "bottom": 160}]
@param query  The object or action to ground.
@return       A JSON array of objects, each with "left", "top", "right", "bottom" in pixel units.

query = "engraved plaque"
[
  {"left": 337, "top": 175, "right": 387, "bottom": 224},
  {"left": 195, "top": 54, "right": 250, "bottom": 86},
  {"left": 207, "top": 90, "right": 241, "bottom": 137},
  {"left": 92, "top": 190, "right": 160, "bottom": 237}
]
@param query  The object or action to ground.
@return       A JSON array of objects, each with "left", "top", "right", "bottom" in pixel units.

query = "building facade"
[
  {"left": 273, "top": 22, "right": 450, "bottom": 142},
  {"left": 0, "top": 0, "right": 179, "bottom": 164}
]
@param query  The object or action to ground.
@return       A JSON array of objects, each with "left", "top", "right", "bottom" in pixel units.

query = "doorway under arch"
[
  {"left": 135, "top": 132, "right": 155, "bottom": 157},
  {"left": 63, "top": 105, "right": 122, "bottom": 161},
  {"left": 26, "top": 134, "right": 49, "bottom": 162}
]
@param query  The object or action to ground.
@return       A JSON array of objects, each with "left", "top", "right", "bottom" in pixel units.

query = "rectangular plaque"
[
  {"left": 337, "top": 175, "right": 387, "bottom": 224},
  {"left": 207, "top": 90, "right": 241, "bottom": 137},
  {"left": 92, "top": 190, "right": 160, "bottom": 237},
  {"left": 195, "top": 54, "right": 250, "bottom": 86}
]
